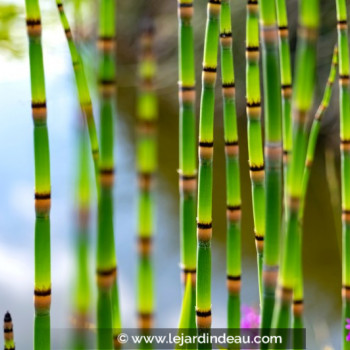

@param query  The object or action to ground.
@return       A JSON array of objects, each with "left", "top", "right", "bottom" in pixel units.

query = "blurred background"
[{"left": 0, "top": 0, "right": 344, "bottom": 348}]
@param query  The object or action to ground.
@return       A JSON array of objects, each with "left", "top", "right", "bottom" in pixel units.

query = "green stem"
[
  {"left": 177, "top": 0, "right": 197, "bottom": 329},
  {"left": 196, "top": 0, "right": 221, "bottom": 332}
]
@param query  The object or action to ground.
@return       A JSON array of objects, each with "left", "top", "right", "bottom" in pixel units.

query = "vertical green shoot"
[
  {"left": 136, "top": 26, "right": 157, "bottom": 332},
  {"left": 196, "top": 0, "right": 221, "bottom": 330},
  {"left": 220, "top": 0, "right": 241, "bottom": 329},
  {"left": 276, "top": 0, "right": 293, "bottom": 209},
  {"left": 24, "top": 0, "right": 52, "bottom": 348},
  {"left": 177, "top": 0, "right": 197, "bottom": 329},
  {"left": 259, "top": 0, "right": 283, "bottom": 330},
  {"left": 245, "top": 0, "right": 265, "bottom": 306},
  {"left": 96, "top": 0, "right": 121, "bottom": 347},
  {"left": 335, "top": 0, "right": 350, "bottom": 348}
]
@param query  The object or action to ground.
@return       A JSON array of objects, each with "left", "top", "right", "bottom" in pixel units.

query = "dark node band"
[
  {"left": 199, "top": 141, "right": 214, "bottom": 147},
  {"left": 179, "top": 85, "right": 195, "bottom": 91},
  {"left": 293, "top": 299, "right": 303, "bottom": 305},
  {"left": 57, "top": 3, "right": 63, "bottom": 9},
  {"left": 278, "top": 25, "right": 288, "bottom": 30},
  {"left": 98, "top": 35, "right": 115, "bottom": 41},
  {"left": 35, "top": 193, "right": 51, "bottom": 200},
  {"left": 227, "top": 275, "right": 241, "bottom": 281},
  {"left": 209, "top": 0, "right": 221, "bottom": 3},
  {"left": 197, "top": 222, "right": 212, "bottom": 229},
  {"left": 341, "top": 139, "right": 350, "bottom": 144},
  {"left": 178, "top": 2, "right": 193, "bottom": 7},
  {"left": 99, "top": 168, "right": 114, "bottom": 175},
  {"left": 32, "top": 102, "right": 46, "bottom": 109},
  {"left": 283, "top": 150, "right": 289, "bottom": 155},
  {"left": 96, "top": 267, "right": 117, "bottom": 276},
  {"left": 340, "top": 74, "right": 350, "bottom": 79},
  {"left": 247, "top": 0, "right": 258, "bottom": 4},
  {"left": 222, "top": 82, "right": 235, "bottom": 88},
  {"left": 225, "top": 140, "right": 238, "bottom": 146},
  {"left": 138, "top": 236, "right": 153, "bottom": 244},
  {"left": 246, "top": 101, "right": 261, "bottom": 107},
  {"left": 203, "top": 66, "right": 217, "bottom": 73},
  {"left": 220, "top": 32, "right": 232, "bottom": 38},
  {"left": 227, "top": 205, "right": 241, "bottom": 211},
  {"left": 4, "top": 312, "right": 11, "bottom": 322},
  {"left": 4, "top": 327, "right": 13, "bottom": 333},
  {"left": 246, "top": 46, "right": 259, "bottom": 52},
  {"left": 34, "top": 288, "right": 51, "bottom": 296},
  {"left": 281, "top": 84, "right": 292, "bottom": 90},
  {"left": 255, "top": 235, "right": 264, "bottom": 241},
  {"left": 179, "top": 174, "right": 196, "bottom": 180},
  {"left": 65, "top": 28, "right": 71, "bottom": 34},
  {"left": 250, "top": 164, "right": 264, "bottom": 171},
  {"left": 343, "top": 285, "right": 350, "bottom": 290},
  {"left": 342, "top": 209, "right": 350, "bottom": 215},
  {"left": 338, "top": 20, "right": 348, "bottom": 25},
  {"left": 138, "top": 312, "right": 153, "bottom": 319},
  {"left": 181, "top": 267, "right": 196, "bottom": 273},
  {"left": 196, "top": 309, "right": 211, "bottom": 317},
  {"left": 99, "top": 78, "right": 116, "bottom": 85},
  {"left": 26, "top": 18, "right": 41, "bottom": 26}
]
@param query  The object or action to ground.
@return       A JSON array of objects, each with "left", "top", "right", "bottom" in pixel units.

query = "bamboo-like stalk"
[
  {"left": 272, "top": 0, "right": 319, "bottom": 331},
  {"left": 259, "top": 0, "right": 283, "bottom": 331},
  {"left": 177, "top": 0, "right": 197, "bottom": 329},
  {"left": 55, "top": 0, "right": 99, "bottom": 181},
  {"left": 72, "top": 121, "right": 92, "bottom": 348},
  {"left": 196, "top": 0, "right": 221, "bottom": 331},
  {"left": 136, "top": 26, "right": 157, "bottom": 331},
  {"left": 24, "top": 1, "right": 52, "bottom": 348},
  {"left": 276, "top": 0, "right": 293, "bottom": 209},
  {"left": 300, "top": 45, "right": 338, "bottom": 220},
  {"left": 335, "top": 0, "right": 350, "bottom": 348},
  {"left": 96, "top": 0, "right": 121, "bottom": 347},
  {"left": 3, "top": 312, "right": 15, "bottom": 350},
  {"left": 220, "top": 0, "right": 241, "bottom": 329},
  {"left": 245, "top": 0, "right": 265, "bottom": 305}
]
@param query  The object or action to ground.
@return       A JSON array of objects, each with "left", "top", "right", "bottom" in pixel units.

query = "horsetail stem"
[
  {"left": 245, "top": 0, "right": 265, "bottom": 305},
  {"left": 259, "top": 0, "right": 283, "bottom": 330},
  {"left": 96, "top": 0, "right": 121, "bottom": 347},
  {"left": 220, "top": 0, "right": 241, "bottom": 329},
  {"left": 3, "top": 312, "right": 15, "bottom": 350},
  {"left": 272, "top": 0, "right": 319, "bottom": 331},
  {"left": 177, "top": 0, "right": 197, "bottom": 328},
  {"left": 300, "top": 45, "right": 338, "bottom": 221},
  {"left": 24, "top": 0, "right": 52, "bottom": 347},
  {"left": 55, "top": 0, "right": 99, "bottom": 183},
  {"left": 73, "top": 123, "right": 92, "bottom": 330},
  {"left": 276, "top": 0, "right": 293, "bottom": 208},
  {"left": 196, "top": 0, "right": 221, "bottom": 330},
  {"left": 136, "top": 25, "right": 157, "bottom": 331},
  {"left": 335, "top": 0, "right": 350, "bottom": 347}
]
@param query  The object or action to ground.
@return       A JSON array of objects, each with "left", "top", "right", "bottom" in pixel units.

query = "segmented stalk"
[
  {"left": 276, "top": 0, "right": 292, "bottom": 208},
  {"left": 220, "top": 0, "right": 241, "bottom": 329},
  {"left": 177, "top": 0, "right": 197, "bottom": 329},
  {"left": 96, "top": 0, "right": 121, "bottom": 347},
  {"left": 3, "top": 312, "right": 15, "bottom": 350},
  {"left": 335, "top": 0, "right": 350, "bottom": 348},
  {"left": 196, "top": 0, "right": 221, "bottom": 331},
  {"left": 24, "top": 2, "right": 51, "bottom": 348},
  {"left": 300, "top": 45, "right": 338, "bottom": 220},
  {"left": 245, "top": 0, "right": 265, "bottom": 305},
  {"left": 72, "top": 122, "right": 92, "bottom": 348},
  {"left": 136, "top": 26, "right": 157, "bottom": 331},
  {"left": 259, "top": 0, "right": 283, "bottom": 331},
  {"left": 272, "top": 0, "right": 319, "bottom": 331},
  {"left": 55, "top": 0, "right": 99, "bottom": 183}
]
